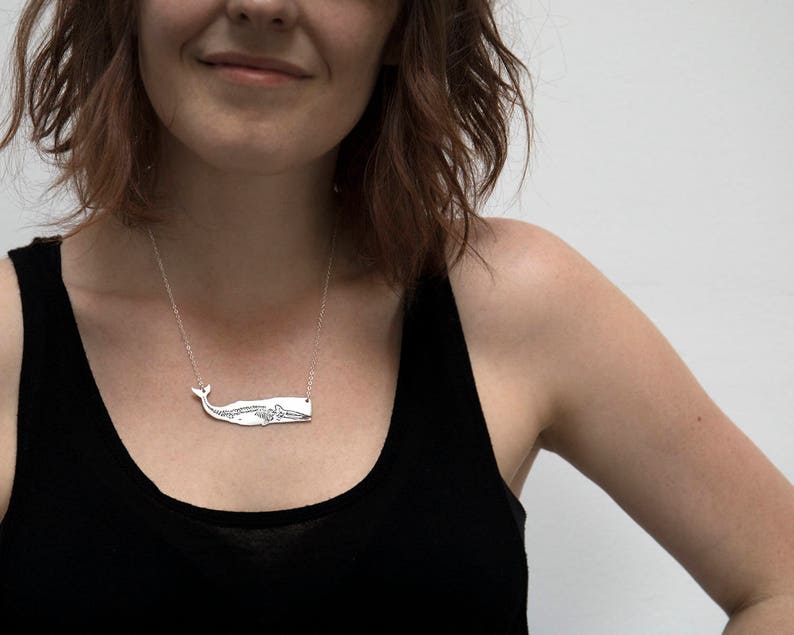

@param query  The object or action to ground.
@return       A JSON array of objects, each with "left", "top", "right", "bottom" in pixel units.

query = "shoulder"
[
  {"left": 0, "top": 254, "right": 23, "bottom": 525},
  {"left": 446, "top": 215, "right": 606, "bottom": 364},
  {"left": 445, "top": 216, "right": 608, "bottom": 446},
  {"left": 446, "top": 215, "right": 596, "bottom": 310}
]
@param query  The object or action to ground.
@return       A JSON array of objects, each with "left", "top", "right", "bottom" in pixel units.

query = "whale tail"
[{"left": 191, "top": 384, "right": 211, "bottom": 398}]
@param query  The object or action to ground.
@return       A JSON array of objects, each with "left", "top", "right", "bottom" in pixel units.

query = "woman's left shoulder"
[
  {"left": 445, "top": 215, "right": 601, "bottom": 359},
  {"left": 443, "top": 216, "right": 596, "bottom": 450},
  {"left": 446, "top": 216, "right": 593, "bottom": 298},
  {"left": 445, "top": 215, "right": 651, "bottom": 450}
]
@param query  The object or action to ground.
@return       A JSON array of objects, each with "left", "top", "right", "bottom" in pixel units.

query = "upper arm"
[
  {"left": 0, "top": 255, "right": 23, "bottom": 526},
  {"left": 505, "top": 219, "right": 794, "bottom": 616}
]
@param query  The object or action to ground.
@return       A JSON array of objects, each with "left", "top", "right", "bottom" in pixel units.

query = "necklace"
[{"left": 144, "top": 214, "right": 339, "bottom": 427}]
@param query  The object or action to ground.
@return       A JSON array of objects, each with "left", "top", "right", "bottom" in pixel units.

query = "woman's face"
[{"left": 135, "top": 0, "right": 402, "bottom": 175}]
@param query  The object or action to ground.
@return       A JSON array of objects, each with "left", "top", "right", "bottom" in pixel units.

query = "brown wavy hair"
[{"left": 0, "top": 0, "right": 535, "bottom": 300}]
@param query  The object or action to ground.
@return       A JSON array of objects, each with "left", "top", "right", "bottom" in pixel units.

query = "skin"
[
  {"left": 74, "top": 0, "right": 405, "bottom": 315},
  {"left": 1, "top": 0, "right": 792, "bottom": 626}
]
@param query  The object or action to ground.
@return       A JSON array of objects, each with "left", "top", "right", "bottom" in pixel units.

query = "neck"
[
  {"left": 139, "top": 139, "right": 353, "bottom": 305},
  {"left": 62, "top": 199, "right": 369, "bottom": 330},
  {"left": 62, "top": 130, "right": 380, "bottom": 321}
]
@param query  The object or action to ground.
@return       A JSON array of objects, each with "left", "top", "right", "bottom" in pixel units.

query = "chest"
[{"left": 68, "top": 272, "right": 547, "bottom": 514}]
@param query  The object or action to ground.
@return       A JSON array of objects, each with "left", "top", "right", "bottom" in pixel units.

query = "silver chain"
[{"left": 145, "top": 214, "right": 339, "bottom": 404}]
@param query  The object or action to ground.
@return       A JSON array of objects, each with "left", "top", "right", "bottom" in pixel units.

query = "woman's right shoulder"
[{"left": 0, "top": 254, "right": 23, "bottom": 527}]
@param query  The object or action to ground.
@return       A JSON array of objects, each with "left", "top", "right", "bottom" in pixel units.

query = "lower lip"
[{"left": 204, "top": 63, "right": 304, "bottom": 86}]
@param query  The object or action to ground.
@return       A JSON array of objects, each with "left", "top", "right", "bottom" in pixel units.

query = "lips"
[{"left": 200, "top": 52, "right": 311, "bottom": 78}]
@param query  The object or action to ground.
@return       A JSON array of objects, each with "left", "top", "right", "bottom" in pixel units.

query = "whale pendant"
[{"left": 190, "top": 384, "right": 312, "bottom": 426}]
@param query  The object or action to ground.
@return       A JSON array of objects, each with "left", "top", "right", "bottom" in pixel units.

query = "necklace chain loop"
[{"left": 145, "top": 213, "right": 339, "bottom": 423}]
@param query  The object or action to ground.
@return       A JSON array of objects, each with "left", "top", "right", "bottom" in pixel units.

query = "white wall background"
[{"left": 1, "top": 1, "right": 792, "bottom": 633}]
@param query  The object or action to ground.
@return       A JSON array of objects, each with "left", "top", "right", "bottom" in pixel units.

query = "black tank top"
[{"left": 1, "top": 235, "right": 529, "bottom": 633}]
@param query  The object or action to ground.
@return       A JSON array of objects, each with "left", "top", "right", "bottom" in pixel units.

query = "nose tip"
[{"left": 226, "top": 0, "right": 300, "bottom": 31}]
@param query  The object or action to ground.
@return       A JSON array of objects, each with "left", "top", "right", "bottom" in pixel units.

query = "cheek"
[
  {"left": 302, "top": 30, "right": 390, "bottom": 143},
  {"left": 137, "top": 2, "right": 213, "bottom": 115},
  {"left": 312, "top": 69, "right": 380, "bottom": 144}
]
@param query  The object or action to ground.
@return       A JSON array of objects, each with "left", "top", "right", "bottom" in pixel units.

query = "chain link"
[{"left": 145, "top": 214, "right": 339, "bottom": 402}]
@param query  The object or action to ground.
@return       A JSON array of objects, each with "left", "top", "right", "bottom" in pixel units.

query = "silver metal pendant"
[{"left": 190, "top": 384, "right": 312, "bottom": 426}]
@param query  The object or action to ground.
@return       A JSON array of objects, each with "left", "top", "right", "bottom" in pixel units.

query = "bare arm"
[{"left": 500, "top": 218, "right": 794, "bottom": 624}]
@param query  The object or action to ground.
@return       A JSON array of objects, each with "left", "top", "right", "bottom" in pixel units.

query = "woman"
[{"left": 0, "top": 1, "right": 791, "bottom": 632}]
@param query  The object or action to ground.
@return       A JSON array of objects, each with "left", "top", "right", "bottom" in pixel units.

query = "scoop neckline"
[{"left": 49, "top": 236, "right": 414, "bottom": 528}]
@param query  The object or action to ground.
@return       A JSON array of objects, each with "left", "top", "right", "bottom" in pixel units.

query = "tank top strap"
[
  {"left": 7, "top": 234, "right": 76, "bottom": 411},
  {"left": 5, "top": 235, "right": 89, "bottom": 532},
  {"left": 7, "top": 235, "right": 66, "bottom": 334},
  {"left": 394, "top": 262, "right": 528, "bottom": 532}
]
